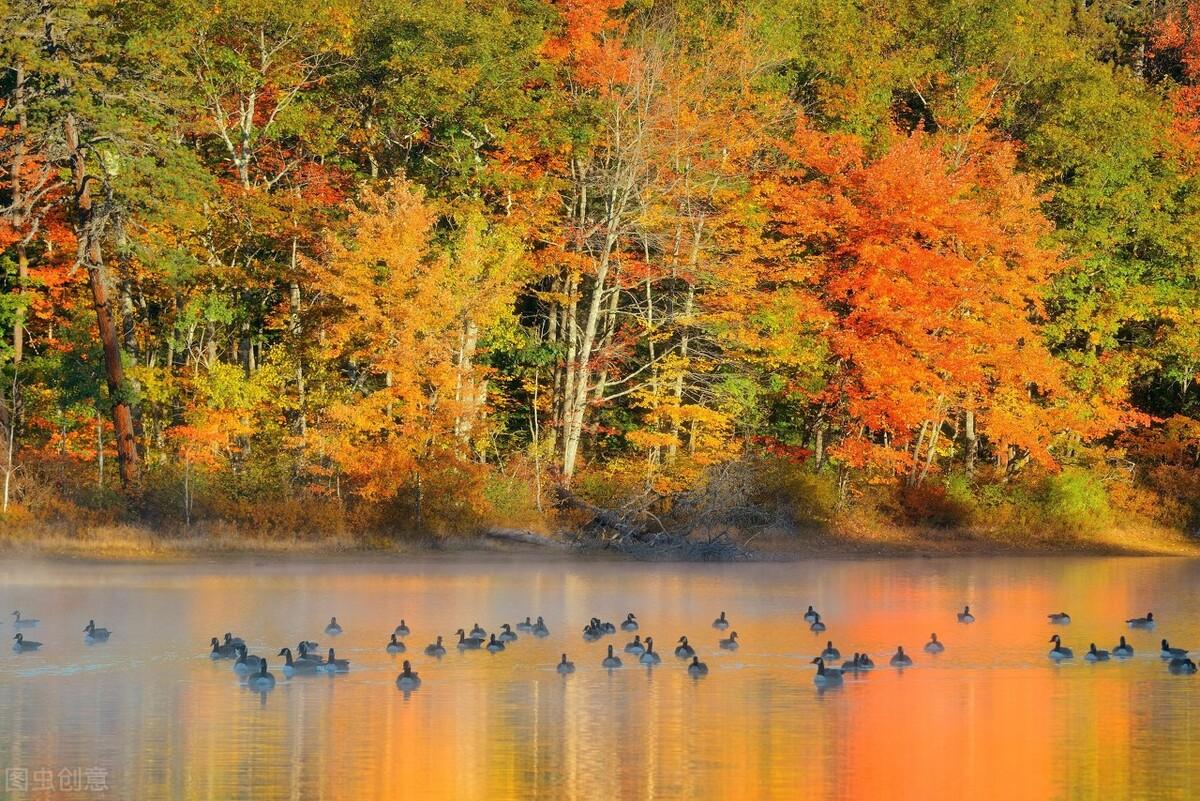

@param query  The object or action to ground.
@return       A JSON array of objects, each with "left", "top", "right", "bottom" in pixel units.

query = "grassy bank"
[{"left": 2, "top": 518, "right": 1195, "bottom": 562}]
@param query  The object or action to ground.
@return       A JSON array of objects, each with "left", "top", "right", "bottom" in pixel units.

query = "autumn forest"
[{"left": 4, "top": 0, "right": 1200, "bottom": 547}]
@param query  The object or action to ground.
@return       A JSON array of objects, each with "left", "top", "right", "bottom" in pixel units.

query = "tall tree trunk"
[
  {"left": 963, "top": 410, "right": 977, "bottom": 475},
  {"left": 67, "top": 113, "right": 139, "bottom": 492}
]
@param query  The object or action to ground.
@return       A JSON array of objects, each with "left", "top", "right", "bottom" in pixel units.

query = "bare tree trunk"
[
  {"left": 67, "top": 113, "right": 139, "bottom": 492},
  {"left": 963, "top": 410, "right": 977, "bottom": 475}
]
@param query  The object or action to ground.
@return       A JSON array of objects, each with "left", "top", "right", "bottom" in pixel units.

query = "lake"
[{"left": 0, "top": 555, "right": 1197, "bottom": 800}]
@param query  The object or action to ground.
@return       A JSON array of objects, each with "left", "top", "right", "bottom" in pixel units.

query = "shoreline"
[{"left": 1, "top": 521, "right": 1196, "bottom": 563}]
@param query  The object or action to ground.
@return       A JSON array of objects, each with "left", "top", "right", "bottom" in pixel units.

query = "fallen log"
[{"left": 482, "top": 528, "right": 567, "bottom": 548}]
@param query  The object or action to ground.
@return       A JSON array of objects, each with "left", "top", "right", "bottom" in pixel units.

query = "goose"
[
  {"left": 394, "top": 620, "right": 411, "bottom": 637},
  {"left": 1126, "top": 612, "right": 1154, "bottom": 629},
  {"left": 12, "top": 633, "right": 41, "bottom": 652},
  {"left": 1085, "top": 643, "right": 1110, "bottom": 662},
  {"left": 210, "top": 637, "right": 239, "bottom": 659},
  {"left": 688, "top": 656, "right": 709, "bottom": 677},
  {"left": 582, "top": 622, "right": 603, "bottom": 641},
  {"left": 557, "top": 653, "right": 576, "bottom": 674},
  {"left": 424, "top": 636, "right": 447, "bottom": 657},
  {"left": 890, "top": 646, "right": 913, "bottom": 667},
  {"left": 1047, "top": 612, "right": 1071, "bottom": 625},
  {"left": 498, "top": 624, "right": 518, "bottom": 642},
  {"left": 83, "top": 620, "right": 112, "bottom": 643},
  {"left": 957, "top": 606, "right": 975, "bottom": 624},
  {"left": 324, "top": 617, "right": 343, "bottom": 635},
  {"left": 12, "top": 611, "right": 39, "bottom": 628},
  {"left": 841, "top": 653, "right": 863, "bottom": 671},
  {"left": 712, "top": 612, "right": 730, "bottom": 630},
  {"left": 277, "top": 648, "right": 321, "bottom": 676},
  {"left": 321, "top": 648, "right": 350, "bottom": 672},
  {"left": 532, "top": 617, "right": 550, "bottom": 637},
  {"left": 386, "top": 634, "right": 406, "bottom": 654},
  {"left": 601, "top": 621, "right": 617, "bottom": 635},
  {"left": 233, "top": 645, "right": 263, "bottom": 674},
  {"left": 1048, "top": 634, "right": 1073, "bottom": 659},
  {"left": 675, "top": 636, "right": 695, "bottom": 658},
  {"left": 247, "top": 658, "right": 276, "bottom": 690},
  {"left": 298, "top": 640, "right": 319, "bottom": 652},
  {"left": 601, "top": 644, "right": 622, "bottom": 668},
  {"left": 924, "top": 633, "right": 944, "bottom": 653},
  {"left": 811, "top": 656, "right": 843, "bottom": 685},
  {"left": 1161, "top": 640, "right": 1188, "bottom": 659},
  {"left": 456, "top": 629, "right": 485, "bottom": 649},
  {"left": 223, "top": 632, "right": 246, "bottom": 648},
  {"left": 469, "top": 623, "right": 487, "bottom": 639},
  {"left": 720, "top": 631, "right": 739, "bottom": 650},
  {"left": 621, "top": 613, "right": 639, "bottom": 631},
  {"left": 1169, "top": 657, "right": 1198, "bottom": 674},
  {"left": 1113, "top": 636, "right": 1134, "bottom": 657},
  {"left": 820, "top": 640, "right": 840, "bottom": 660},
  {"left": 297, "top": 643, "right": 325, "bottom": 664},
  {"left": 624, "top": 635, "right": 645, "bottom": 654},
  {"left": 486, "top": 634, "right": 506, "bottom": 653},
  {"left": 639, "top": 637, "right": 662, "bottom": 665},
  {"left": 857, "top": 653, "right": 875, "bottom": 669},
  {"left": 516, "top": 617, "right": 534, "bottom": 632},
  {"left": 809, "top": 613, "right": 826, "bottom": 633},
  {"left": 396, "top": 660, "right": 421, "bottom": 689},
  {"left": 804, "top": 606, "right": 818, "bottom": 623}
]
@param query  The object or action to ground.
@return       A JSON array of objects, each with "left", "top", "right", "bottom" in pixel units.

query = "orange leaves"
[{"left": 544, "top": 0, "right": 629, "bottom": 90}]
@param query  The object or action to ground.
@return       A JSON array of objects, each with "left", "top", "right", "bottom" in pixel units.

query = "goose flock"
[{"left": 6, "top": 604, "right": 1196, "bottom": 691}]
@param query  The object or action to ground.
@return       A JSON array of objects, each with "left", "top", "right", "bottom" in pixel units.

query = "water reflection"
[{"left": 0, "top": 556, "right": 1198, "bottom": 799}]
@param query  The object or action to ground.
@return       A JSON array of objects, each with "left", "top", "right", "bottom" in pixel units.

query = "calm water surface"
[{"left": 1, "top": 555, "right": 1198, "bottom": 800}]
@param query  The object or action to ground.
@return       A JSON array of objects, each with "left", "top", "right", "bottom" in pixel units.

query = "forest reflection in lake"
[{"left": 1, "top": 555, "right": 1198, "bottom": 800}]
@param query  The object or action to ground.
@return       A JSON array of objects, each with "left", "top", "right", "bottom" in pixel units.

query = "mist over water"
[{"left": 1, "top": 556, "right": 1198, "bottom": 800}]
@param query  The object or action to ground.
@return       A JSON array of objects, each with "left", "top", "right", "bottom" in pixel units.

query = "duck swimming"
[
  {"left": 210, "top": 637, "right": 239, "bottom": 659},
  {"left": 247, "top": 658, "right": 276, "bottom": 690},
  {"left": 486, "top": 634, "right": 506, "bottom": 653},
  {"left": 811, "top": 657, "right": 842, "bottom": 685},
  {"left": 675, "top": 636, "right": 695, "bottom": 658},
  {"left": 1113, "top": 636, "right": 1134, "bottom": 657},
  {"left": 1169, "top": 657, "right": 1198, "bottom": 674},
  {"left": 83, "top": 620, "right": 111, "bottom": 643},
  {"left": 1126, "top": 612, "right": 1154, "bottom": 629},
  {"left": 957, "top": 606, "right": 975, "bottom": 624},
  {"left": 397, "top": 660, "right": 421, "bottom": 689},
  {"left": 1047, "top": 612, "right": 1071, "bottom": 625},
  {"left": 1049, "top": 634, "right": 1073, "bottom": 659},
  {"left": 321, "top": 648, "right": 350, "bottom": 672},
  {"left": 557, "top": 654, "right": 576, "bottom": 674},
  {"left": 12, "top": 633, "right": 41, "bottom": 652},
  {"left": 713, "top": 612, "right": 730, "bottom": 630},
  {"left": 233, "top": 645, "right": 263, "bottom": 674},
  {"left": 324, "top": 617, "right": 343, "bottom": 635},
  {"left": 601, "top": 644, "right": 622, "bottom": 668},
  {"left": 1085, "top": 643, "right": 1110, "bottom": 662},
  {"left": 720, "top": 632, "right": 739, "bottom": 650},
  {"left": 1161, "top": 639, "right": 1188, "bottom": 659},
  {"left": 424, "top": 636, "right": 447, "bottom": 657},
  {"left": 456, "top": 629, "right": 485, "bottom": 649},
  {"left": 532, "top": 617, "right": 550, "bottom": 637},
  {"left": 809, "top": 613, "right": 826, "bottom": 633},
  {"left": 640, "top": 637, "right": 662, "bottom": 665},
  {"left": 624, "top": 635, "right": 645, "bottom": 654},
  {"left": 394, "top": 620, "right": 411, "bottom": 637},
  {"left": 387, "top": 634, "right": 406, "bottom": 654},
  {"left": 688, "top": 656, "right": 709, "bottom": 677},
  {"left": 277, "top": 648, "right": 321, "bottom": 676},
  {"left": 12, "top": 611, "right": 39, "bottom": 628},
  {"left": 820, "top": 641, "right": 840, "bottom": 660},
  {"left": 890, "top": 646, "right": 913, "bottom": 667},
  {"left": 924, "top": 633, "right": 944, "bottom": 653},
  {"left": 621, "top": 613, "right": 638, "bottom": 631}
]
